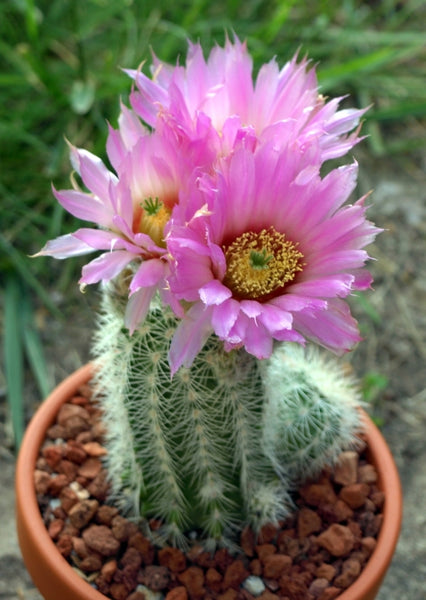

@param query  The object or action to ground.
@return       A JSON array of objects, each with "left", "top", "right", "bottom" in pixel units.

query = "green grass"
[{"left": 1, "top": 0, "right": 425, "bottom": 447}]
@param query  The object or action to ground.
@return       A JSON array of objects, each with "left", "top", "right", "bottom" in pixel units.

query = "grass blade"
[{"left": 4, "top": 275, "right": 25, "bottom": 448}]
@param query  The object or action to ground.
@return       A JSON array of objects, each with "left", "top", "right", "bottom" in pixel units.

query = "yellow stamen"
[
  {"left": 137, "top": 197, "right": 172, "bottom": 248},
  {"left": 223, "top": 226, "right": 304, "bottom": 300}
]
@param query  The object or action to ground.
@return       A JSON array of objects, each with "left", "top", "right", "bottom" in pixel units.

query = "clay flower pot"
[{"left": 16, "top": 363, "right": 402, "bottom": 600}]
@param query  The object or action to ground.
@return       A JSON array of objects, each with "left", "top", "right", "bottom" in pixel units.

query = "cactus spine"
[{"left": 93, "top": 285, "right": 362, "bottom": 547}]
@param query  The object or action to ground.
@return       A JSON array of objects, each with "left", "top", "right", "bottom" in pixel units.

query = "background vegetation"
[{"left": 1, "top": 0, "right": 425, "bottom": 447}]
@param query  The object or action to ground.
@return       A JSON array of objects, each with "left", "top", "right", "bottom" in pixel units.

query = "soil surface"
[{"left": 1, "top": 147, "right": 425, "bottom": 598}]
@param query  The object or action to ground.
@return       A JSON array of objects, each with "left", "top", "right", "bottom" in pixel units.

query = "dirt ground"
[{"left": 0, "top": 143, "right": 425, "bottom": 598}]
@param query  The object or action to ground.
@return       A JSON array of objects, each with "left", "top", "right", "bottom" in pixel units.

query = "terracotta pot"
[{"left": 16, "top": 363, "right": 402, "bottom": 600}]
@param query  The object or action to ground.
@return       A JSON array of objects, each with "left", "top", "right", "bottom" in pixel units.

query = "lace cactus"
[{"left": 92, "top": 284, "right": 362, "bottom": 547}]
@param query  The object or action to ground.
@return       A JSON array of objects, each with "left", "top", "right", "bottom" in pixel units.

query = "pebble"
[
  {"left": 298, "top": 507, "right": 322, "bottom": 537},
  {"left": 165, "top": 587, "right": 188, "bottom": 600},
  {"left": 242, "top": 575, "right": 266, "bottom": 596},
  {"left": 69, "top": 499, "right": 99, "bottom": 529},
  {"left": 333, "top": 451, "right": 359, "bottom": 486},
  {"left": 317, "top": 524, "right": 355, "bottom": 557},
  {"left": 339, "top": 483, "right": 370, "bottom": 509},
  {"left": 82, "top": 524, "right": 121, "bottom": 556},
  {"left": 262, "top": 554, "right": 292, "bottom": 579}
]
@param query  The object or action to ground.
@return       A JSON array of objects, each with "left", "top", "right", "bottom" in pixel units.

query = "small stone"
[
  {"left": 109, "top": 582, "right": 128, "bottom": 600},
  {"left": 83, "top": 524, "right": 121, "bottom": 556},
  {"left": 101, "top": 559, "right": 118, "bottom": 583},
  {"left": 78, "top": 457, "right": 102, "bottom": 479},
  {"left": 317, "top": 524, "right": 355, "bottom": 557},
  {"left": 298, "top": 507, "right": 322, "bottom": 538},
  {"left": 178, "top": 566, "right": 205, "bottom": 599},
  {"left": 357, "top": 464, "right": 378, "bottom": 484},
  {"left": 80, "top": 554, "right": 103, "bottom": 573},
  {"left": 140, "top": 566, "right": 170, "bottom": 592},
  {"left": 129, "top": 532, "right": 155, "bottom": 564},
  {"left": 128, "top": 592, "right": 149, "bottom": 600},
  {"left": 255, "top": 544, "right": 276, "bottom": 562},
  {"left": 318, "top": 587, "right": 341, "bottom": 600},
  {"left": 34, "top": 470, "right": 51, "bottom": 494},
  {"left": 299, "top": 480, "right": 338, "bottom": 507},
  {"left": 72, "top": 537, "right": 90, "bottom": 558},
  {"left": 319, "top": 499, "right": 354, "bottom": 524},
  {"left": 97, "top": 504, "right": 119, "bottom": 525},
  {"left": 361, "top": 536, "right": 377, "bottom": 558},
  {"left": 69, "top": 480, "right": 90, "bottom": 500},
  {"left": 111, "top": 515, "right": 138, "bottom": 542},
  {"left": 333, "top": 452, "right": 359, "bottom": 486},
  {"left": 135, "top": 585, "right": 163, "bottom": 600},
  {"left": 249, "top": 559, "right": 262, "bottom": 576},
  {"left": 57, "top": 403, "right": 91, "bottom": 426},
  {"left": 69, "top": 499, "right": 99, "bottom": 529},
  {"left": 309, "top": 578, "right": 329, "bottom": 597},
  {"left": 257, "top": 592, "right": 279, "bottom": 600},
  {"left": 339, "top": 483, "right": 370, "bottom": 509},
  {"left": 315, "top": 563, "right": 336, "bottom": 581},
  {"left": 278, "top": 575, "right": 309, "bottom": 599},
  {"left": 87, "top": 470, "right": 109, "bottom": 501},
  {"left": 223, "top": 559, "right": 249, "bottom": 590},
  {"left": 217, "top": 590, "right": 238, "bottom": 600},
  {"left": 59, "top": 486, "right": 79, "bottom": 512},
  {"left": 48, "top": 474, "right": 69, "bottom": 495},
  {"left": 242, "top": 575, "right": 266, "bottom": 596},
  {"left": 165, "top": 587, "right": 188, "bottom": 600},
  {"left": 205, "top": 567, "right": 222, "bottom": 592},
  {"left": 64, "top": 441, "right": 87, "bottom": 464},
  {"left": 241, "top": 526, "right": 256, "bottom": 557},
  {"left": 48, "top": 518, "right": 64, "bottom": 540},
  {"left": 42, "top": 445, "right": 63, "bottom": 469},
  {"left": 262, "top": 554, "right": 292, "bottom": 579},
  {"left": 258, "top": 523, "right": 278, "bottom": 544},
  {"left": 83, "top": 441, "right": 108, "bottom": 456},
  {"left": 158, "top": 547, "right": 187, "bottom": 572},
  {"left": 334, "top": 557, "right": 361, "bottom": 588},
  {"left": 56, "top": 534, "right": 73, "bottom": 557}
]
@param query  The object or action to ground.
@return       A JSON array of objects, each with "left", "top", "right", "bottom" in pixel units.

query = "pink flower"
[
  {"left": 166, "top": 138, "right": 380, "bottom": 374},
  {"left": 126, "top": 36, "right": 365, "bottom": 161},
  {"left": 35, "top": 113, "right": 209, "bottom": 331}
]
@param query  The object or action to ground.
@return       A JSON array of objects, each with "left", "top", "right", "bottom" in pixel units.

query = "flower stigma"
[
  {"left": 139, "top": 196, "right": 171, "bottom": 248},
  {"left": 223, "top": 226, "right": 304, "bottom": 300}
]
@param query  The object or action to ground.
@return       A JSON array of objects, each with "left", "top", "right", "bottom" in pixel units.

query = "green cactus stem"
[{"left": 92, "top": 284, "right": 363, "bottom": 548}]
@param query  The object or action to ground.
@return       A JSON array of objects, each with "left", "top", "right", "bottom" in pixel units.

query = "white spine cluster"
[{"left": 261, "top": 343, "right": 364, "bottom": 482}]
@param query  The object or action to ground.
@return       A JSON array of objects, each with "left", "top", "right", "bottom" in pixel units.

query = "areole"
[{"left": 16, "top": 363, "right": 402, "bottom": 600}]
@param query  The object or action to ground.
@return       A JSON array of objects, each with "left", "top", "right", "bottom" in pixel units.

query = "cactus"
[
  {"left": 92, "top": 284, "right": 363, "bottom": 548},
  {"left": 261, "top": 343, "right": 364, "bottom": 483}
]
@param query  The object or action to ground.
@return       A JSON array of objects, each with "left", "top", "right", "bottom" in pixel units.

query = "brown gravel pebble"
[
  {"left": 297, "top": 508, "right": 322, "bottom": 538},
  {"left": 165, "top": 587, "right": 189, "bottom": 600},
  {"left": 339, "top": 483, "right": 370, "bottom": 509},
  {"left": 159, "top": 547, "right": 187, "bottom": 572},
  {"left": 222, "top": 559, "right": 249, "bottom": 590},
  {"left": 83, "top": 524, "right": 121, "bottom": 556},
  {"left": 36, "top": 390, "right": 385, "bottom": 600},
  {"left": 178, "top": 566, "right": 206, "bottom": 599},
  {"left": 333, "top": 451, "right": 359, "bottom": 486},
  {"left": 69, "top": 499, "right": 99, "bottom": 528},
  {"left": 317, "top": 524, "right": 355, "bottom": 557},
  {"left": 263, "top": 554, "right": 292, "bottom": 579}
]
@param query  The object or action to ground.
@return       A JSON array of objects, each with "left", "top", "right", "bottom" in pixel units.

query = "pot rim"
[{"left": 16, "top": 363, "right": 402, "bottom": 600}]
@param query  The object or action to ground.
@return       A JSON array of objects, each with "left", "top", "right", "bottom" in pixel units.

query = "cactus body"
[{"left": 93, "top": 286, "right": 362, "bottom": 547}]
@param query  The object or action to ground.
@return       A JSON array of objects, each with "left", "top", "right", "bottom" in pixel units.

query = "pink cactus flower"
[
  {"left": 126, "top": 36, "right": 365, "bottom": 161},
  {"left": 166, "top": 137, "right": 380, "bottom": 374},
  {"left": 35, "top": 114, "right": 209, "bottom": 331}
]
